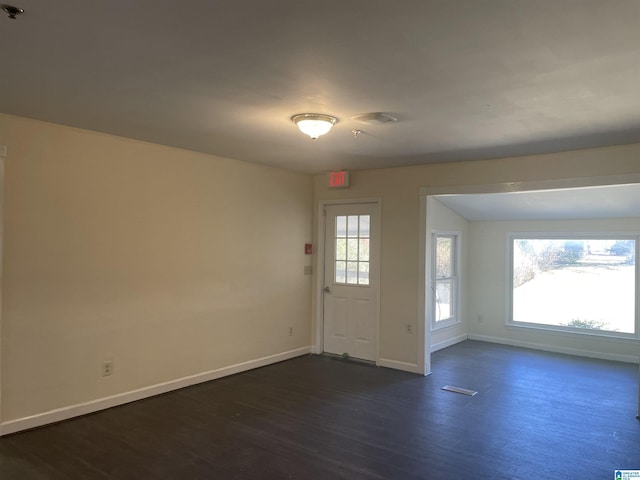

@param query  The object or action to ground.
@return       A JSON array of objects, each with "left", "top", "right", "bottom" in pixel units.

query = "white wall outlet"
[
  {"left": 406, "top": 323, "right": 413, "bottom": 334},
  {"left": 289, "top": 327, "right": 293, "bottom": 336},
  {"left": 102, "top": 360, "right": 114, "bottom": 377}
]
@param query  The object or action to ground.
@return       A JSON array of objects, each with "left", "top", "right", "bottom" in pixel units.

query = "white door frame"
[
  {"left": 314, "top": 198, "right": 381, "bottom": 362},
  {"left": 418, "top": 193, "right": 431, "bottom": 375},
  {"left": 0, "top": 152, "right": 6, "bottom": 433}
]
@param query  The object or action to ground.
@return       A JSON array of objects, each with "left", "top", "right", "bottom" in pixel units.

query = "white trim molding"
[
  {"left": 418, "top": 193, "right": 430, "bottom": 375},
  {"left": 0, "top": 346, "right": 311, "bottom": 437},
  {"left": 419, "top": 173, "right": 640, "bottom": 197},
  {"left": 0, "top": 155, "right": 5, "bottom": 428},
  {"left": 468, "top": 334, "right": 639, "bottom": 364},
  {"left": 377, "top": 358, "right": 426, "bottom": 375},
  {"left": 431, "top": 334, "right": 468, "bottom": 353}
]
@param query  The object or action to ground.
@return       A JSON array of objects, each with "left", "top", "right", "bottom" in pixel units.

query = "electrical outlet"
[
  {"left": 102, "top": 360, "right": 113, "bottom": 377},
  {"left": 406, "top": 323, "right": 413, "bottom": 334},
  {"left": 289, "top": 327, "right": 293, "bottom": 336}
]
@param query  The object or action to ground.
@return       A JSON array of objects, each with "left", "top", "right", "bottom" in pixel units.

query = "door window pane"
[
  {"left": 347, "top": 216, "right": 359, "bottom": 237},
  {"left": 336, "top": 239, "right": 346, "bottom": 260},
  {"left": 347, "top": 262, "right": 358, "bottom": 284},
  {"left": 359, "top": 239, "right": 370, "bottom": 261},
  {"left": 336, "top": 261, "right": 346, "bottom": 283},
  {"left": 360, "top": 216, "right": 370, "bottom": 238},
  {"left": 358, "top": 262, "right": 370, "bottom": 285},
  {"left": 347, "top": 239, "right": 359, "bottom": 261},
  {"left": 334, "top": 214, "right": 373, "bottom": 285},
  {"left": 336, "top": 216, "right": 347, "bottom": 236}
]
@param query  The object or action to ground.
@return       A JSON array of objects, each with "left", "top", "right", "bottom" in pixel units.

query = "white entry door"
[{"left": 323, "top": 203, "right": 379, "bottom": 361}]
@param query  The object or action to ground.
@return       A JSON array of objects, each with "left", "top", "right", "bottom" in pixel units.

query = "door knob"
[{"left": 324, "top": 286, "right": 331, "bottom": 293}]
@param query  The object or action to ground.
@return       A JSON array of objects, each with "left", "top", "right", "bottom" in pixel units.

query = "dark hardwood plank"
[{"left": 1, "top": 341, "right": 638, "bottom": 479}]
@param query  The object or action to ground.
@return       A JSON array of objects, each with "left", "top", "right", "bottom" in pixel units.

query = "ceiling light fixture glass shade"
[{"left": 291, "top": 113, "right": 338, "bottom": 139}]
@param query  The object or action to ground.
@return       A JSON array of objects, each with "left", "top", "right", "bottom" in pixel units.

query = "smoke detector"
[{"left": 351, "top": 112, "right": 398, "bottom": 126}]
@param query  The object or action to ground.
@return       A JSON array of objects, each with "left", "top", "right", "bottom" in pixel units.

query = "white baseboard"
[
  {"left": 468, "top": 334, "right": 639, "bottom": 364},
  {"left": 377, "top": 358, "right": 423, "bottom": 374},
  {"left": 431, "top": 334, "right": 468, "bottom": 353},
  {"left": 0, "top": 346, "right": 312, "bottom": 437}
]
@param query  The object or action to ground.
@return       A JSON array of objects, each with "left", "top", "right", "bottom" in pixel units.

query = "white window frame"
[
  {"left": 507, "top": 232, "right": 640, "bottom": 339},
  {"left": 333, "top": 214, "right": 371, "bottom": 287},
  {"left": 431, "top": 232, "right": 461, "bottom": 331}
]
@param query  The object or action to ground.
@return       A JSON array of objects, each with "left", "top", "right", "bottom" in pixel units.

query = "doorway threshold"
[{"left": 320, "top": 353, "right": 377, "bottom": 367}]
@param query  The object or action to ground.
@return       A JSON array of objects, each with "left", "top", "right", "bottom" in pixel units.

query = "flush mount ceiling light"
[{"left": 291, "top": 113, "right": 338, "bottom": 140}]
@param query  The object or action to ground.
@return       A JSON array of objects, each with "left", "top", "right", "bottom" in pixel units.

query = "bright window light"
[{"left": 510, "top": 236, "right": 638, "bottom": 336}]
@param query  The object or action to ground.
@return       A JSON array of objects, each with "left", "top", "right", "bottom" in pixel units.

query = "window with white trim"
[
  {"left": 335, "top": 214, "right": 370, "bottom": 285},
  {"left": 432, "top": 233, "right": 459, "bottom": 329},
  {"left": 509, "top": 235, "right": 638, "bottom": 336}
]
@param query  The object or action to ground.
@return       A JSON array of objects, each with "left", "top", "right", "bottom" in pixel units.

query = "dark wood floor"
[{"left": 1, "top": 340, "right": 639, "bottom": 479}]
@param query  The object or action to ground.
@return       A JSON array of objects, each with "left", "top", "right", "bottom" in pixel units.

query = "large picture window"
[{"left": 509, "top": 235, "right": 638, "bottom": 336}]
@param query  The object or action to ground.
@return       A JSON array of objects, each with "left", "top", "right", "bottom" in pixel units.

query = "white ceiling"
[
  {"left": 435, "top": 183, "right": 640, "bottom": 221},
  {"left": 2, "top": 1, "right": 640, "bottom": 173}
]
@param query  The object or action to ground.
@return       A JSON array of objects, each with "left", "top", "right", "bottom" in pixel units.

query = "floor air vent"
[{"left": 442, "top": 385, "right": 478, "bottom": 396}]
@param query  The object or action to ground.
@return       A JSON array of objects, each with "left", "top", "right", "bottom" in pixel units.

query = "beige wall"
[
  {"left": 3, "top": 111, "right": 640, "bottom": 426},
  {"left": 0, "top": 114, "right": 313, "bottom": 422},
  {"left": 312, "top": 143, "right": 640, "bottom": 368}
]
